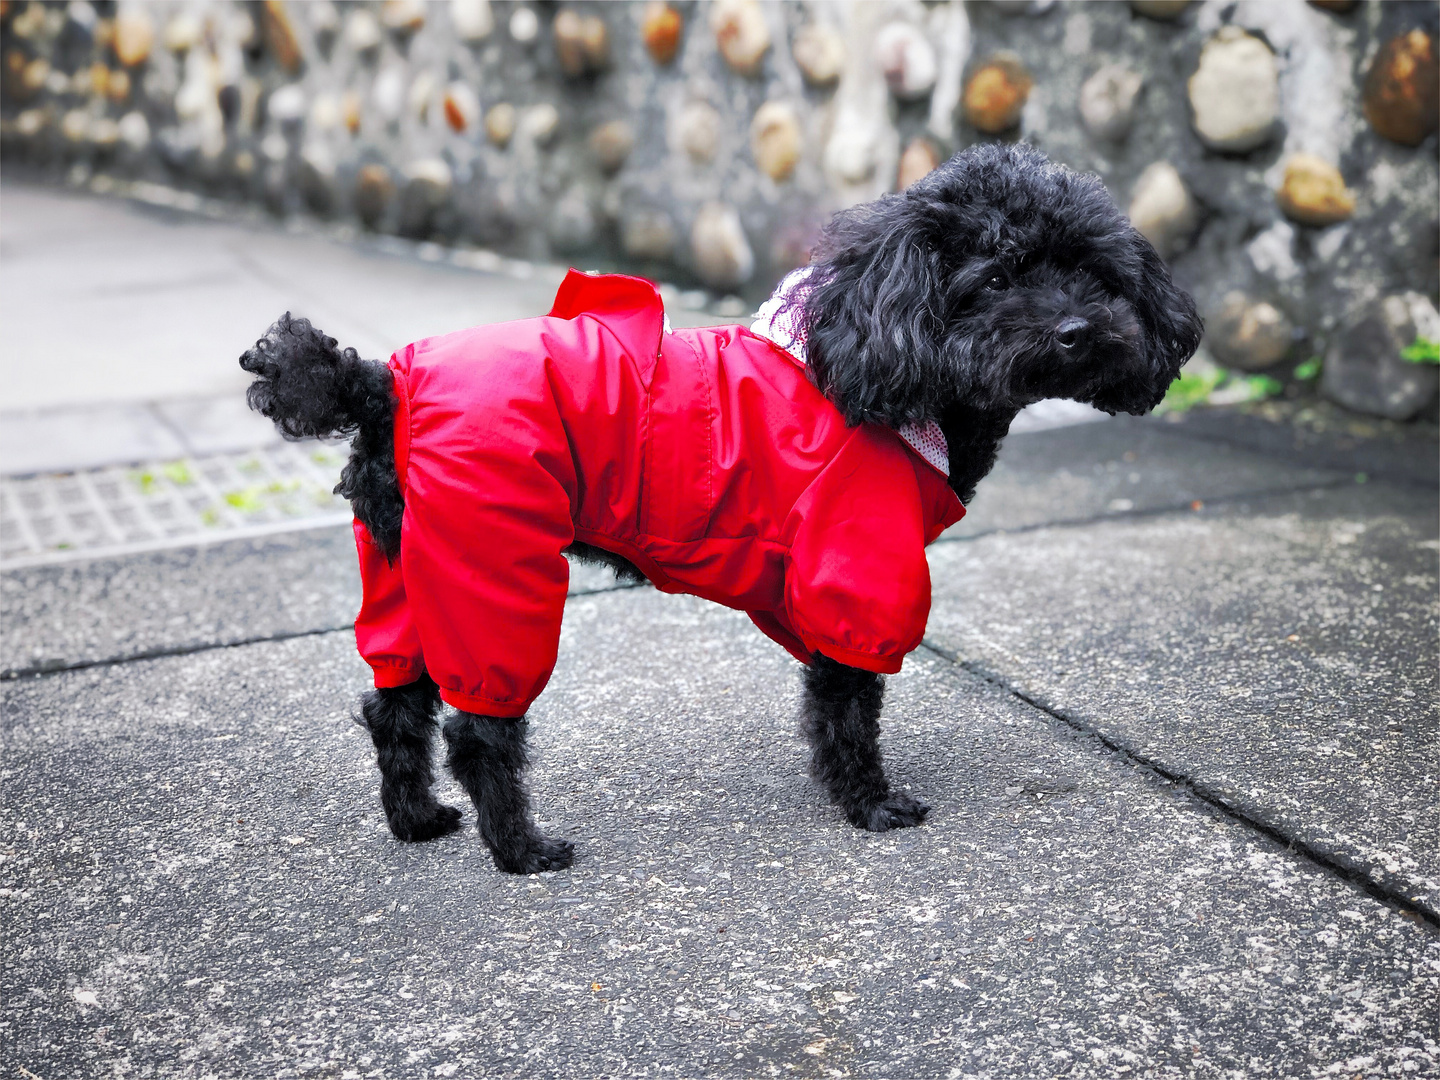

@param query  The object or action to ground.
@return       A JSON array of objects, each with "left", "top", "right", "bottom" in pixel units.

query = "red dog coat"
[{"left": 353, "top": 270, "right": 965, "bottom": 717}]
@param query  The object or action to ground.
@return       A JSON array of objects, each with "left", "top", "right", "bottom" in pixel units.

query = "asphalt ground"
[{"left": 3, "top": 410, "right": 1437, "bottom": 1079}]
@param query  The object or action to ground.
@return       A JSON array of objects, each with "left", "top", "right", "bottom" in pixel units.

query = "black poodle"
[{"left": 240, "top": 144, "right": 1201, "bottom": 873}]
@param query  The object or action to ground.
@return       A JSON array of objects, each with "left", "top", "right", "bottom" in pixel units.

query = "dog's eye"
[{"left": 985, "top": 275, "right": 1004, "bottom": 291}]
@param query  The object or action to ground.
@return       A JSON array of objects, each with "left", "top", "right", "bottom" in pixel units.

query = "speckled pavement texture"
[{"left": 2, "top": 414, "right": 1438, "bottom": 1079}]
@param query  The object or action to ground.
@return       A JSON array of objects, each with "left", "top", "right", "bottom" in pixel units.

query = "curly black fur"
[
  {"left": 239, "top": 313, "right": 405, "bottom": 558},
  {"left": 799, "top": 143, "right": 1202, "bottom": 498},
  {"left": 359, "top": 675, "right": 463, "bottom": 842},
  {"left": 443, "top": 714, "right": 575, "bottom": 873},
  {"left": 241, "top": 144, "right": 1202, "bottom": 872},
  {"left": 800, "top": 654, "right": 929, "bottom": 831}
]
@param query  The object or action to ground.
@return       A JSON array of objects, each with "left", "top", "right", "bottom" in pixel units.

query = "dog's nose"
[{"left": 1055, "top": 316, "right": 1090, "bottom": 350}]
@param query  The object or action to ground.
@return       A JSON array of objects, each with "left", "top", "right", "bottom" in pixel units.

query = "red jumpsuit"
[{"left": 353, "top": 270, "right": 965, "bottom": 717}]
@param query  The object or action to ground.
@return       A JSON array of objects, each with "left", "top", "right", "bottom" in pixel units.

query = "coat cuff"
[
  {"left": 807, "top": 640, "right": 905, "bottom": 675},
  {"left": 437, "top": 686, "right": 532, "bottom": 718}
]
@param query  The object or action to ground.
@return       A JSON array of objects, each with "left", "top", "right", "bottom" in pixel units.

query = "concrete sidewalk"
[{"left": 2, "top": 406, "right": 1436, "bottom": 1078}]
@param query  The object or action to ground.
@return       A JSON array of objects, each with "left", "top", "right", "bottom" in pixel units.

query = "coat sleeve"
[
  {"left": 783, "top": 429, "right": 933, "bottom": 674},
  {"left": 353, "top": 520, "right": 426, "bottom": 688}
]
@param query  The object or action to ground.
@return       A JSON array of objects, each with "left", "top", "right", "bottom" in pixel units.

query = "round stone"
[
  {"left": 521, "top": 102, "right": 560, "bottom": 145},
  {"left": 61, "top": 109, "right": 91, "bottom": 143},
  {"left": 690, "top": 202, "right": 755, "bottom": 289},
  {"left": 622, "top": 210, "right": 677, "bottom": 260},
  {"left": 509, "top": 6, "right": 539, "bottom": 44},
  {"left": 642, "top": 2, "right": 683, "bottom": 65},
  {"left": 554, "top": 9, "right": 608, "bottom": 77},
  {"left": 355, "top": 165, "right": 395, "bottom": 227},
  {"left": 112, "top": 8, "right": 154, "bottom": 66},
  {"left": 679, "top": 101, "right": 720, "bottom": 164},
  {"left": 1127, "top": 161, "right": 1197, "bottom": 258},
  {"left": 1362, "top": 29, "right": 1438, "bottom": 147},
  {"left": 163, "top": 13, "right": 202, "bottom": 53},
  {"left": 1129, "top": 1, "right": 1191, "bottom": 17},
  {"left": 1275, "top": 153, "right": 1355, "bottom": 227},
  {"left": 373, "top": 67, "right": 406, "bottom": 123},
  {"left": 345, "top": 9, "right": 383, "bottom": 53},
  {"left": 1208, "top": 292, "right": 1293, "bottom": 371},
  {"left": 792, "top": 23, "right": 844, "bottom": 88},
  {"left": 118, "top": 110, "right": 149, "bottom": 149},
  {"left": 876, "top": 22, "right": 937, "bottom": 101},
  {"left": 343, "top": 91, "right": 363, "bottom": 134},
  {"left": 963, "top": 53, "right": 1033, "bottom": 134},
  {"left": 444, "top": 82, "right": 480, "bottom": 133},
  {"left": 824, "top": 127, "right": 876, "bottom": 185},
  {"left": 261, "top": 0, "right": 303, "bottom": 73},
  {"left": 590, "top": 119, "right": 634, "bottom": 172},
  {"left": 1187, "top": 27, "right": 1278, "bottom": 152},
  {"left": 897, "top": 137, "right": 940, "bottom": 190},
  {"left": 407, "top": 71, "right": 436, "bottom": 122},
  {"left": 485, "top": 103, "right": 517, "bottom": 147},
  {"left": 452, "top": 0, "right": 495, "bottom": 43},
  {"left": 381, "top": 0, "right": 426, "bottom": 33},
  {"left": 1079, "top": 64, "right": 1143, "bottom": 141},
  {"left": 1322, "top": 293, "right": 1440, "bottom": 420},
  {"left": 267, "top": 83, "right": 306, "bottom": 123},
  {"left": 106, "top": 68, "right": 131, "bottom": 102},
  {"left": 750, "top": 101, "right": 801, "bottom": 182},
  {"left": 710, "top": 0, "right": 770, "bottom": 76}
]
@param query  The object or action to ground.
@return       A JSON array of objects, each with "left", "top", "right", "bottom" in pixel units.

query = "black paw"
[
  {"left": 389, "top": 803, "right": 464, "bottom": 843},
  {"left": 494, "top": 836, "right": 575, "bottom": 874},
  {"left": 849, "top": 791, "right": 930, "bottom": 832}
]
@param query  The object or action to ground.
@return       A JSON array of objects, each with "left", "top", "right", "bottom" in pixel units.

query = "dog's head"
[{"left": 798, "top": 143, "right": 1203, "bottom": 425}]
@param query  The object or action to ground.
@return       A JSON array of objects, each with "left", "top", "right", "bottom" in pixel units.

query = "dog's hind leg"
[
  {"left": 800, "top": 654, "right": 929, "bottom": 832},
  {"left": 361, "top": 675, "right": 464, "bottom": 842},
  {"left": 442, "top": 714, "right": 575, "bottom": 874}
]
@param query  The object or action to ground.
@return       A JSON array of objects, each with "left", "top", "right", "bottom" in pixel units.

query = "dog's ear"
[
  {"left": 1091, "top": 232, "right": 1204, "bottom": 385},
  {"left": 797, "top": 196, "right": 958, "bottom": 427}
]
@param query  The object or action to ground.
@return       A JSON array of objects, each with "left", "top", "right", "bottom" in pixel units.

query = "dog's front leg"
[
  {"left": 442, "top": 714, "right": 575, "bottom": 874},
  {"left": 800, "top": 654, "right": 929, "bottom": 832},
  {"left": 361, "top": 675, "right": 464, "bottom": 842}
]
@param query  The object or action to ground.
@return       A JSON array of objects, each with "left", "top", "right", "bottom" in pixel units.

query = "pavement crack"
[
  {"left": 933, "top": 477, "right": 1353, "bottom": 548},
  {"left": 920, "top": 638, "right": 1440, "bottom": 931},
  {"left": 0, "top": 581, "right": 645, "bottom": 682}
]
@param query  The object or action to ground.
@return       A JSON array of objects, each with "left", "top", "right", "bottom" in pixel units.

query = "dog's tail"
[
  {"left": 240, "top": 313, "right": 403, "bottom": 554},
  {"left": 239, "top": 312, "right": 393, "bottom": 441}
]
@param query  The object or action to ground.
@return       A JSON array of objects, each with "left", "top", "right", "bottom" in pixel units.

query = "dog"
[{"left": 239, "top": 144, "right": 1202, "bottom": 874}]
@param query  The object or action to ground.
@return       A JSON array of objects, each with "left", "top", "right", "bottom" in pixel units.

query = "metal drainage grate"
[{"left": 1, "top": 442, "right": 352, "bottom": 567}]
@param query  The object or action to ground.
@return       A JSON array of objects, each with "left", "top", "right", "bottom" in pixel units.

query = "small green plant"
[
  {"left": 161, "top": 461, "right": 194, "bottom": 486},
  {"left": 1158, "top": 367, "right": 1282, "bottom": 413},
  {"left": 1400, "top": 336, "right": 1439, "bottom": 364},
  {"left": 223, "top": 486, "right": 265, "bottom": 513},
  {"left": 1160, "top": 368, "right": 1224, "bottom": 413},
  {"left": 132, "top": 469, "right": 157, "bottom": 495},
  {"left": 1293, "top": 356, "right": 1322, "bottom": 381}
]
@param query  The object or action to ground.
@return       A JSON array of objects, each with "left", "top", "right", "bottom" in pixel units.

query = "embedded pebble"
[
  {"left": 381, "top": 0, "right": 427, "bottom": 34},
  {"left": 750, "top": 101, "right": 801, "bottom": 182},
  {"left": 711, "top": 0, "right": 770, "bottom": 76},
  {"left": 485, "top": 103, "right": 516, "bottom": 147},
  {"left": 554, "top": 9, "right": 609, "bottom": 78},
  {"left": 642, "top": 3, "right": 683, "bottom": 65},
  {"left": 1322, "top": 293, "right": 1440, "bottom": 420},
  {"left": 963, "top": 53, "right": 1033, "bottom": 134},
  {"left": 1080, "top": 64, "right": 1142, "bottom": 141},
  {"left": 1187, "top": 27, "right": 1277, "bottom": 152},
  {"left": 622, "top": 210, "right": 677, "bottom": 261},
  {"left": 509, "top": 6, "right": 539, "bottom": 44},
  {"left": 897, "top": 137, "right": 940, "bottom": 190},
  {"left": 354, "top": 164, "right": 395, "bottom": 227},
  {"left": 691, "top": 202, "right": 755, "bottom": 289},
  {"left": 1127, "top": 161, "right": 1196, "bottom": 258},
  {"left": 451, "top": 0, "right": 494, "bottom": 43},
  {"left": 1208, "top": 292, "right": 1293, "bottom": 371},
  {"left": 112, "top": 8, "right": 154, "bottom": 67},
  {"left": 345, "top": 9, "right": 383, "bottom": 54},
  {"left": 1362, "top": 29, "right": 1438, "bottom": 147},
  {"left": 590, "top": 119, "right": 634, "bottom": 173},
  {"left": 678, "top": 101, "right": 720, "bottom": 164},
  {"left": 876, "top": 22, "right": 937, "bottom": 102},
  {"left": 261, "top": 0, "right": 303, "bottom": 73},
  {"left": 1130, "top": 0, "right": 1191, "bottom": 17},
  {"left": 792, "top": 23, "right": 844, "bottom": 88},
  {"left": 1276, "top": 154, "right": 1355, "bottom": 228},
  {"left": 444, "top": 82, "right": 479, "bottom": 133}
]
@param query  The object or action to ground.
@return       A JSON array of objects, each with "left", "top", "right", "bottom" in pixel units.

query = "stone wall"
[{"left": 2, "top": 0, "right": 1437, "bottom": 418}]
